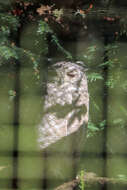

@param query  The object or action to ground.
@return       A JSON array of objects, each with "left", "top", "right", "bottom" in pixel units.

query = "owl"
[{"left": 38, "top": 61, "right": 89, "bottom": 149}]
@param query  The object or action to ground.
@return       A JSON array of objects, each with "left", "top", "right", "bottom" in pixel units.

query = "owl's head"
[{"left": 52, "top": 61, "right": 85, "bottom": 84}]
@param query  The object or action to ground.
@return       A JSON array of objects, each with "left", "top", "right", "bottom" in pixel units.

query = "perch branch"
[{"left": 55, "top": 172, "right": 127, "bottom": 190}]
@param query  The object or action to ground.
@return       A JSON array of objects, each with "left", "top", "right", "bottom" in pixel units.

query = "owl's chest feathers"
[
  {"left": 44, "top": 71, "right": 88, "bottom": 122},
  {"left": 46, "top": 77, "right": 83, "bottom": 106}
]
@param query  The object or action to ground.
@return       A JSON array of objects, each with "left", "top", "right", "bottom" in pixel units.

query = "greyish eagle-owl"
[{"left": 38, "top": 61, "right": 89, "bottom": 149}]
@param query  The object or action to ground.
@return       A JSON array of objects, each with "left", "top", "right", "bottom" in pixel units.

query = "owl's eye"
[{"left": 67, "top": 70, "right": 76, "bottom": 77}]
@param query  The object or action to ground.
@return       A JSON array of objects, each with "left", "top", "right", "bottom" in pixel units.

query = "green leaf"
[
  {"left": 0, "top": 45, "right": 18, "bottom": 60},
  {"left": 87, "top": 72, "right": 103, "bottom": 82}
]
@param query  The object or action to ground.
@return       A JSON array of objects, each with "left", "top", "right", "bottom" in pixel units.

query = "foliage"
[
  {"left": 37, "top": 21, "right": 72, "bottom": 59},
  {"left": 0, "top": 13, "right": 19, "bottom": 31},
  {"left": 85, "top": 41, "right": 127, "bottom": 135},
  {"left": 105, "top": 76, "right": 115, "bottom": 88},
  {"left": 0, "top": 7, "right": 72, "bottom": 77},
  {"left": 21, "top": 49, "right": 40, "bottom": 79},
  {"left": 87, "top": 120, "right": 106, "bottom": 138},
  {"left": 87, "top": 72, "right": 103, "bottom": 82},
  {"left": 37, "top": 20, "right": 53, "bottom": 37},
  {"left": 0, "top": 45, "right": 18, "bottom": 63},
  {"left": 0, "top": 12, "right": 42, "bottom": 78},
  {"left": 0, "top": 14, "right": 19, "bottom": 66},
  {"left": 84, "top": 43, "right": 127, "bottom": 135},
  {"left": 82, "top": 43, "right": 127, "bottom": 90},
  {"left": 81, "top": 45, "right": 100, "bottom": 65}
]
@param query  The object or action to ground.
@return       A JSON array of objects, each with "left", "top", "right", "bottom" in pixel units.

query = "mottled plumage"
[{"left": 38, "top": 61, "right": 89, "bottom": 149}]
